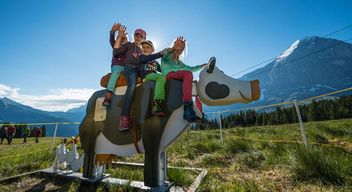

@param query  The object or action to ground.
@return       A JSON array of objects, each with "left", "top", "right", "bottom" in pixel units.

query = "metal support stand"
[
  {"left": 51, "top": 122, "right": 59, "bottom": 151},
  {"left": 217, "top": 112, "right": 224, "bottom": 144},
  {"left": 294, "top": 100, "right": 308, "bottom": 146}
]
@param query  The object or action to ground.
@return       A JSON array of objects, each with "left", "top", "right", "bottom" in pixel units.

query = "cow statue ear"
[{"left": 206, "top": 57, "right": 216, "bottom": 73}]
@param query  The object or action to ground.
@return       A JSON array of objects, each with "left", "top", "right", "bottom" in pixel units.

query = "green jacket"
[
  {"left": 23, "top": 127, "right": 30, "bottom": 136},
  {"left": 161, "top": 50, "right": 203, "bottom": 75}
]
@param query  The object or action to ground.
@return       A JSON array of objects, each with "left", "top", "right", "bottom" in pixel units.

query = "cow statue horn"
[{"left": 206, "top": 57, "right": 216, "bottom": 73}]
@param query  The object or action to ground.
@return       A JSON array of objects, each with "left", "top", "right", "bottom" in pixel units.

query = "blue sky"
[{"left": 0, "top": 0, "right": 351, "bottom": 111}]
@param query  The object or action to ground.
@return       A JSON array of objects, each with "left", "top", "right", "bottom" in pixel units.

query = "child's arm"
[
  {"left": 110, "top": 23, "right": 121, "bottom": 48},
  {"left": 114, "top": 25, "right": 127, "bottom": 49},
  {"left": 113, "top": 42, "right": 128, "bottom": 57},
  {"left": 162, "top": 36, "right": 186, "bottom": 55},
  {"left": 139, "top": 52, "right": 163, "bottom": 64},
  {"left": 109, "top": 32, "right": 115, "bottom": 48},
  {"left": 181, "top": 63, "right": 207, "bottom": 72}
]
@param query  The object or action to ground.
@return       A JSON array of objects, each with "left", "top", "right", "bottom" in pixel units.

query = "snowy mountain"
[{"left": 205, "top": 36, "right": 352, "bottom": 114}]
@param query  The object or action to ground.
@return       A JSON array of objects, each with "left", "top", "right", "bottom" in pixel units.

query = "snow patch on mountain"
[{"left": 276, "top": 40, "right": 300, "bottom": 61}]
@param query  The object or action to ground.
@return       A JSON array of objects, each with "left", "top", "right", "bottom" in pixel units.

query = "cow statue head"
[{"left": 197, "top": 57, "right": 260, "bottom": 106}]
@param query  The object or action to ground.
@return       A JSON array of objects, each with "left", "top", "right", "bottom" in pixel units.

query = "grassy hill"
[{"left": 0, "top": 119, "right": 351, "bottom": 191}]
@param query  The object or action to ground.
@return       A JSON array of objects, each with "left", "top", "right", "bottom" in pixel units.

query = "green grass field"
[{"left": 0, "top": 119, "right": 351, "bottom": 191}]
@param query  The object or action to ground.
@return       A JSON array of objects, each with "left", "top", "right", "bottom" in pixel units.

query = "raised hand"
[
  {"left": 111, "top": 23, "right": 121, "bottom": 33},
  {"left": 173, "top": 36, "right": 186, "bottom": 50},
  {"left": 118, "top": 25, "right": 128, "bottom": 37}
]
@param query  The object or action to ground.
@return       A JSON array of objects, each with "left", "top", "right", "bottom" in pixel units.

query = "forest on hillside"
[{"left": 201, "top": 95, "right": 352, "bottom": 129}]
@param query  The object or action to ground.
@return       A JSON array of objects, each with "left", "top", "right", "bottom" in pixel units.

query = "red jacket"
[
  {"left": 6, "top": 125, "right": 16, "bottom": 135},
  {"left": 34, "top": 128, "right": 42, "bottom": 137}
]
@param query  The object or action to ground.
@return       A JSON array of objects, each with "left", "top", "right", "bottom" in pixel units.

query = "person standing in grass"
[
  {"left": 22, "top": 126, "right": 30, "bottom": 144},
  {"left": 34, "top": 127, "right": 42, "bottom": 143},
  {"left": 5, "top": 124, "right": 16, "bottom": 145},
  {"left": 0, "top": 125, "right": 7, "bottom": 144}
]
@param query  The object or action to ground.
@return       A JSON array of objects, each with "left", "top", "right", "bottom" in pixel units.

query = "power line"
[{"left": 230, "top": 24, "right": 352, "bottom": 77}]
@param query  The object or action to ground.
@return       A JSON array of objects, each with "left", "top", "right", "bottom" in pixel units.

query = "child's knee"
[{"left": 110, "top": 72, "right": 120, "bottom": 79}]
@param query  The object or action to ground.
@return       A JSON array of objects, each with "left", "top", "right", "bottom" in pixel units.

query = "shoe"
[
  {"left": 183, "top": 101, "right": 200, "bottom": 122},
  {"left": 102, "top": 91, "right": 113, "bottom": 106},
  {"left": 151, "top": 100, "right": 166, "bottom": 116},
  {"left": 119, "top": 116, "right": 130, "bottom": 131}
]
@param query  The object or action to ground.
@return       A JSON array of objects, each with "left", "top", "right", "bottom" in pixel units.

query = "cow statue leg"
[
  {"left": 141, "top": 116, "right": 168, "bottom": 187},
  {"left": 138, "top": 80, "right": 184, "bottom": 188},
  {"left": 79, "top": 95, "right": 102, "bottom": 179},
  {"left": 82, "top": 135, "right": 97, "bottom": 178}
]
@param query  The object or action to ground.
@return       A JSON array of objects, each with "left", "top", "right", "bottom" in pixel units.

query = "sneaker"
[
  {"left": 183, "top": 101, "right": 200, "bottom": 122},
  {"left": 151, "top": 100, "right": 166, "bottom": 116},
  {"left": 102, "top": 91, "right": 112, "bottom": 106},
  {"left": 119, "top": 116, "right": 130, "bottom": 131}
]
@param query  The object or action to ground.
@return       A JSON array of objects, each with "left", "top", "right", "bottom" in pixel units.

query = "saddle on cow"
[{"left": 100, "top": 72, "right": 144, "bottom": 88}]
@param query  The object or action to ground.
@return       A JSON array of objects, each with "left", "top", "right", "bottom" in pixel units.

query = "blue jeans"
[
  {"left": 121, "top": 66, "right": 142, "bottom": 116},
  {"left": 107, "top": 65, "right": 124, "bottom": 92}
]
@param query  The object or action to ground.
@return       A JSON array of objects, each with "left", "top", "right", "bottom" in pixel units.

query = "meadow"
[{"left": 0, "top": 119, "right": 351, "bottom": 191}]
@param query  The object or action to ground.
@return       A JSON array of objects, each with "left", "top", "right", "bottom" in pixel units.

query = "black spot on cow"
[{"left": 205, "top": 81, "right": 230, "bottom": 99}]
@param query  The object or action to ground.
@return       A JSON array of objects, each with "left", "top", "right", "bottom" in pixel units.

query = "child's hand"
[
  {"left": 201, "top": 64, "right": 208, "bottom": 68},
  {"left": 173, "top": 36, "right": 186, "bottom": 50},
  {"left": 174, "top": 36, "right": 186, "bottom": 47},
  {"left": 111, "top": 23, "right": 121, "bottom": 33},
  {"left": 118, "top": 25, "right": 128, "bottom": 37}
]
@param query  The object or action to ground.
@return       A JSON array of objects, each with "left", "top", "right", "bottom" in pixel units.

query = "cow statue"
[{"left": 79, "top": 58, "right": 260, "bottom": 188}]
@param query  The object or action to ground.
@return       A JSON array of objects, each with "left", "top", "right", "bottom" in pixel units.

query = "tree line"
[{"left": 197, "top": 95, "right": 352, "bottom": 129}]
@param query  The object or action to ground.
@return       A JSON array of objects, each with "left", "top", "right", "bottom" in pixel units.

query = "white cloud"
[{"left": 0, "top": 84, "right": 96, "bottom": 112}]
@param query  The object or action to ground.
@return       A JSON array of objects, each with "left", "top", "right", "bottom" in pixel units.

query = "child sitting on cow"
[
  {"left": 161, "top": 37, "right": 208, "bottom": 122},
  {"left": 141, "top": 40, "right": 167, "bottom": 116},
  {"left": 113, "top": 27, "right": 165, "bottom": 131},
  {"left": 102, "top": 23, "right": 128, "bottom": 106}
]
